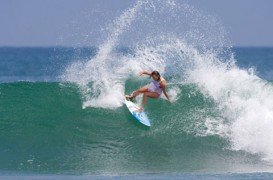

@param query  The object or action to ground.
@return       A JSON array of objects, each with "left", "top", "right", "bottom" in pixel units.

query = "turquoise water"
[
  {"left": 1, "top": 173, "right": 273, "bottom": 179},
  {"left": 1, "top": 45, "right": 273, "bottom": 178},
  {"left": 0, "top": 79, "right": 273, "bottom": 175}
]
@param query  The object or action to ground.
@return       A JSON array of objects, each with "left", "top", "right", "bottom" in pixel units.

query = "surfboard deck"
[{"left": 124, "top": 97, "right": 151, "bottom": 127}]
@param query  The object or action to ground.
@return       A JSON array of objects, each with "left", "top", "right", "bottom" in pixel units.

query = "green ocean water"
[{"left": 0, "top": 81, "right": 269, "bottom": 175}]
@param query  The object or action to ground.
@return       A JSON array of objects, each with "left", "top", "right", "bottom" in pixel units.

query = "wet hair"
[{"left": 151, "top": 70, "right": 160, "bottom": 80}]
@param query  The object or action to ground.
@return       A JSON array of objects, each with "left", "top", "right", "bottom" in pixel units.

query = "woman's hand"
[{"left": 139, "top": 71, "right": 144, "bottom": 76}]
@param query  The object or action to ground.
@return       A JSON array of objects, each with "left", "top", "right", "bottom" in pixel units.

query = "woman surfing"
[{"left": 125, "top": 70, "right": 170, "bottom": 111}]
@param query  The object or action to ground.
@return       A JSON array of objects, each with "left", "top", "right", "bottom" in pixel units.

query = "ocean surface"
[
  {"left": 1, "top": 0, "right": 273, "bottom": 179},
  {"left": 1, "top": 47, "right": 273, "bottom": 179}
]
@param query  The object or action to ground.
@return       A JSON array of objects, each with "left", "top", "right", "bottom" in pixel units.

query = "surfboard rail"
[{"left": 124, "top": 98, "right": 151, "bottom": 127}]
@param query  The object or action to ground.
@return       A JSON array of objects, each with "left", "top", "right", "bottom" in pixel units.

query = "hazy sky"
[{"left": 1, "top": 0, "right": 272, "bottom": 47}]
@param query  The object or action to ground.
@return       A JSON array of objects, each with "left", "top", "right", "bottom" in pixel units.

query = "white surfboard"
[{"left": 124, "top": 98, "right": 151, "bottom": 127}]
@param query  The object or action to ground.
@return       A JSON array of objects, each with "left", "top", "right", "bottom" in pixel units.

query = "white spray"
[{"left": 62, "top": 0, "right": 273, "bottom": 163}]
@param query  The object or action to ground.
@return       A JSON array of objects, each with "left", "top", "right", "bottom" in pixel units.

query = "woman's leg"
[
  {"left": 128, "top": 86, "right": 149, "bottom": 98},
  {"left": 141, "top": 92, "right": 159, "bottom": 109}
]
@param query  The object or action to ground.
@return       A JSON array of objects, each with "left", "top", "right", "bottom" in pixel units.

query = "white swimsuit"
[{"left": 147, "top": 79, "right": 163, "bottom": 95}]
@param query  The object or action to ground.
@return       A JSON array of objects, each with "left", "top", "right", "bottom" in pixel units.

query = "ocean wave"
[{"left": 1, "top": 82, "right": 273, "bottom": 173}]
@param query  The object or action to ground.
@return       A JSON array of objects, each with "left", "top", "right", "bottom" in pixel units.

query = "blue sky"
[{"left": 0, "top": 0, "right": 272, "bottom": 47}]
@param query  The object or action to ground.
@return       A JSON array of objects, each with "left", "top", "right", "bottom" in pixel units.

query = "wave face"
[
  {"left": 1, "top": 0, "right": 273, "bottom": 175},
  {"left": 1, "top": 82, "right": 272, "bottom": 174}
]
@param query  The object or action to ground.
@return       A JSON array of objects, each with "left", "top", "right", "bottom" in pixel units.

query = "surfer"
[{"left": 125, "top": 70, "right": 170, "bottom": 111}]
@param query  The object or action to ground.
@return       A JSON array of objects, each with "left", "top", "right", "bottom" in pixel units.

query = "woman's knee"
[
  {"left": 137, "top": 89, "right": 146, "bottom": 94},
  {"left": 145, "top": 92, "right": 159, "bottom": 98}
]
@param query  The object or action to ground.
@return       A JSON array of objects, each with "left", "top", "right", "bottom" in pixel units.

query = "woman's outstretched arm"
[{"left": 139, "top": 71, "right": 151, "bottom": 76}]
